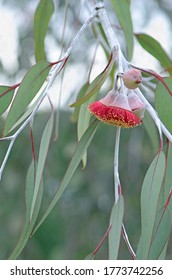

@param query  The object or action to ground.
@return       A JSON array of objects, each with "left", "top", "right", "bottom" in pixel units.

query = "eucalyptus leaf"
[
  {"left": 32, "top": 119, "right": 99, "bottom": 235},
  {"left": 108, "top": 195, "right": 124, "bottom": 260},
  {"left": 4, "top": 61, "right": 51, "bottom": 136},
  {"left": 148, "top": 208, "right": 171, "bottom": 259},
  {"left": 77, "top": 91, "right": 98, "bottom": 168},
  {"left": 143, "top": 111, "right": 159, "bottom": 155},
  {"left": 112, "top": 0, "right": 133, "bottom": 60},
  {"left": 0, "top": 86, "right": 15, "bottom": 117},
  {"left": 136, "top": 33, "right": 172, "bottom": 73},
  {"left": 71, "top": 83, "right": 89, "bottom": 123},
  {"left": 34, "top": 0, "right": 54, "bottom": 62},
  {"left": 30, "top": 114, "right": 54, "bottom": 220},
  {"left": 9, "top": 161, "right": 43, "bottom": 259},
  {"left": 136, "top": 152, "right": 165, "bottom": 259},
  {"left": 8, "top": 95, "right": 42, "bottom": 133},
  {"left": 70, "top": 54, "right": 113, "bottom": 107},
  {"left": 164, "top": 144, "right": 172, "bottom": 213},
  {"left": 155, "top": 78, "right": 172, "bottom": 134}
]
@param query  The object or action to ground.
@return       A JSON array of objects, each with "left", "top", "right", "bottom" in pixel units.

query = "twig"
[
  {"left": 95, "top": 0, "right": 172, "bottom": 145},
  {"left": 96, "top": 0, "right": 136, "bottom": 259},
  {"left": 114, "top": 127, "right": 121, "bottom": 204},
  {"left": 92, "top": 224, "right": 112, "bottom": 257},
  {"left": 135, "top": 88, "right": 164, "bottom": 147},
  {"left": 122, "top": 224, "right": 136, "bottom": 259},
  {"left": 0, "top": 139, "right": 15, "bottom": 180},
  {"left": 0, "top": 7, "right": 98, "bottom": 180}
]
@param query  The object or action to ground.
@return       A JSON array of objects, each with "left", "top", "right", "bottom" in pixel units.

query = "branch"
[
  {"left": 0, "top": 7, "right": 98, "bottom": 180},
  {"left": 95, "top": 0, "right": 128, "bottom": 71},
  {"left": 114, "top": 127, "right": 121, "bottom": 203},
  {"left": 95, "top": 0, "right": 172, "bottom": 144}
]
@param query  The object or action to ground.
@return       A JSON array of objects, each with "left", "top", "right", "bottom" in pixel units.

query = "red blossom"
[{"left": 88, "top": 101, "right": 142, "bottom": 128}]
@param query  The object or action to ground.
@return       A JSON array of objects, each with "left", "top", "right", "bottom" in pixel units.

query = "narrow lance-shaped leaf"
[
  {"left": 0, "top": 86, "right": 15, "bottom": 117},
  {"left": 77, "top": 88, "right": 98, "bottom": 168},
  {"left": 70, "top": 53, "right": 113, "bottom": 107},
  {"left": 148, "top": 206, "right": 171, "bottom": 259},
  {"left": 76, "top": 84, "right": 90, "bottom": 168},
  {"left": 112, "top": 0, "right": 134, "bottom": 60},
  {"left": 136, "top": 151, "right": 166, "bottom": 259},
  {"left": 155, "top": 78, "right": 172, "bottom": 134},
  {"left": 30, "top": 114, "right": 54, "bottom": 220},
  {"left": 32, "top": 119, "right": 99, "bottom": 235},
  {"left": 71, "top": 83, "right": 89, "bottom": 123},
  {"left": 4, "top": 61, "right": 51, "bottom": 136},
  {"left": 9, "top": 96, "right": 41, "bottom": 133},
  {"left": 34, "top": 0, "right": 54, "bottom": 62},
  {"left": 150, "top": 144, "right": 172, "bottom": 260},
  {"left": 164, "top": 144, "right": 172, "bottom": 212},
  {"left": 136, "top": 33, "right": 172, "bottom": 73},
  {"left": 158, "top": 243, "right": 168, "bottom": 260},
  {"left": 108, "top": 195, "right": 124, "bottom": 260},
  {"left": 9, "top": 161, "right": 43, "bottom": 259},
  {"left": 143, "top": 111, "right": 159, "bottom": 155}
]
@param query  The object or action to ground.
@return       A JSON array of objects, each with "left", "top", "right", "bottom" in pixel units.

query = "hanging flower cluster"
[{"left": 88, "top": 69, "right": 145, "bottom": 128}]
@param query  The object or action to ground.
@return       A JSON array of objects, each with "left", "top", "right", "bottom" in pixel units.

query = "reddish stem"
[
  {"left": 0, "top": 82, "right": 20, "bottom": 97},
  {"left": 132, "top": 65, "right": 172, "bottom": 97},
  {"left": 30, "top": 127, "right": 36, "bottom": 162},
  {"left": 92, "top": 224, "right": 112, "bottom": 256}
]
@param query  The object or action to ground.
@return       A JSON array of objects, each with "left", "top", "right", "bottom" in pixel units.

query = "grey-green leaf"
[
  {"left": 71, "top": 83, "right": 89, "bottom": 123},
  {"left": 34, "top": 0, "right": 54, "bottom": 62},
  {"left": 32, "top": 119, "right": 99, "bottom": 235},
  {"left": 70, "top": 54, "right": 113, "bottom": 107},
  {"left": 4, "top": 61, "right": 51, "bottom": 136},
  {"left": 155, "top": 78, "right": 172, "bottom": 134},
  {"left": 136, "top": 152, "right": 166, "bottom": 259},
  {"left": 0, "top": 86, "right": 15, "bottom": 117},
  {"left": 112, "top": 0, "right": 134, "bottom": 60},
  {"left": 148, "top": 208, "right": 171, "bottom": 259},
  {"left": 9, "top": 161, "right": 43, "bottom": 259},
  {"left": 108, "top": 195, "right": 124, "bottom": 260},
  {"left": 136, "top": 33, "right": 172, "bottom": 73},
  {"left": 143, "top": 111, "right": 159, "bottom": 155},
  {"left": 77, "top": 90, "right": 98, "bottom": 168},
  {"left": 30, "top": 114, "right": 54, "bottom": 220}
]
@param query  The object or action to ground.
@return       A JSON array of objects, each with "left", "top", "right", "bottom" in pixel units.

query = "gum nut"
[{"left": 122, "top": 69, "right": 142, "bottom": 89}]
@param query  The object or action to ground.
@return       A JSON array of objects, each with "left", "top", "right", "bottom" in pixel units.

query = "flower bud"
[
  {"left": 100, "top": 90, "right": 117, "bottom": 105},
  {"left": 121, "top": 69, "right": 142, "bottom": 89},
  {"left": 128, "top": 91, "right": 145, "bottom": 119},
  {"left": 111, "top": 93, "right": 131, "bottom": 111}
]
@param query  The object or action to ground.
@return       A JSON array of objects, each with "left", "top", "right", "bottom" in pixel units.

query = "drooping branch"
[
  {"left": 95, "top": 0, "right": 172, "bottom": 144},
  {"left": 0, "top": 6, "right": 98, "bottom": 179}
]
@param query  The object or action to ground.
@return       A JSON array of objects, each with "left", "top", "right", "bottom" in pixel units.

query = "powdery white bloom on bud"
[
  {"left": 100, "top": 90, "right": 117, "bottom": 105},
  {"left": 128, "top": 91, "right": 145, "bottom": 119},
  {"left": 88, "top": 91, "right": 142, "bottom": 128},
  {"left": 121, "top": 69, "right": 142, "bottom": 89},
  {"left": 110, "top": 93, "right": 131, "bottom": 111}
]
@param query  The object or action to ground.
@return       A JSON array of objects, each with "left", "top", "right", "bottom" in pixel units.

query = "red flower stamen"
[{"left": 88, "top": 101, "right": 142, "bottom": 128}]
